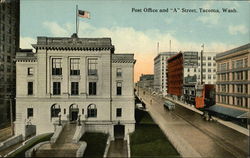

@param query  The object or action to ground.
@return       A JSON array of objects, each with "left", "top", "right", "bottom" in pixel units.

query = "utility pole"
[{"left": 201, "top": 44, "right": 204, "bottom": 84}]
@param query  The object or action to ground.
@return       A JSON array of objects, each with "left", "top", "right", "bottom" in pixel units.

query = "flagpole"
[{"left": 76, "top": 5, "right": 78, "bottom": 35}]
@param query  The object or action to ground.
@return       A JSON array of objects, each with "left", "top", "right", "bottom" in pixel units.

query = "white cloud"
[
  {"left": 43, "top": 21, "right": 73, "bottom": 37},
  {"left": 43, "top": 21, "right": 235, "bottom": 81},
  {"left": 228, "top": 25, "right": 248, "bottom": 35},
  {"left": 197, "top": 14, "right": 220, "bottom": 25},
  {"left": 20, "top": 36, "right": 36, "bottom": 49}
]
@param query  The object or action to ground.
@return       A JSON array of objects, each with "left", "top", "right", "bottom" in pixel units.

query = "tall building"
[
  {"left": 15, "top": 36, "right": 136, "bottom": 139},
  {"left": 167, "top": 53, "right": 183, "bottom": 98},
  {"left": 154, "top": 52, "right": 177, "bottom": 96},
  {"left": 182, "top": 51, "right": 199, "bottom": 104},
  {"left": 216, "top": 43, "right": 249, "bottom": 109},
  {"left": 0, "top": 0, "right": 20, "bottom": 127},
  {"left": 138, "top": 74, "right": 154, "bottom": 89},
  {"left": 197, "top": 52, "right": 217, "bottom": 84},
  {"left": 168, "top": 51, "right": 217, "bottom": 106}
]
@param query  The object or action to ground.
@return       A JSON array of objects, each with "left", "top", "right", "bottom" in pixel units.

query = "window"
[
  {"left": 194, "top": 68, "right": 196, "bottom": 72},
  {"left": 117, "top": 82, "right": 122, "bottom": 95},
  {"left": 244, "top": 58, "right": 248, "bottom": 67},
  {"left": 208, "top": 62, "right": 211, "bottom": 66},
  {"left": 70, "top": 58, "right": 80, "bottom": 75},
  {"left": 220, "top": 63, "right": 227, "bottom": 71},
  {"left": 208, "top": 75, "right": 211, "bottom": 79},
  {"left": 71, "top": 82, "right": 79, "bottom": 95},
  {"left": 116, "top": 108, "right": 122, "bottom": 117},
  {"left": 203, "top": 75, "right": 206, "bottom": 79},
  {"left": 88, "top": 59, "right": 97, "bottom": 76},
  {"left": 7, "top": 56, "right": 11, "bottom": 62},
  {"left": 64, "top": 109, "right": 66, "bottom": 114},
  {"left": 235, "top": 59, "right": 243, "bottom": 69},
  {"left": 87, "top": 104, "right": 97, "bottom": 117},
  {"left": 89, "top": 82, "right": 96, "bottom": 95},
  {"left": 117, "top": 68, "right": 122, "bottom": 77},
  {"left": 52, "top": 58, "right": 62, "bottom": 75},
  {"left": 187, "top": 68, "right": 190, "bottom": 72},
  {"left": 51, "top": 104, "right": 60, "bottom": 117},
  {"left": 236, "top": 97, "right": 242, "bottom": 106},
  {"left": 27, "top": 108, "right": 33, "bottom": 118},
  {"left": 236, "top": 71, "right": 243, "bottom": 80},
  {"left": 7, "top": 66, "right": 11, "bottom": 72},
  {"left": 208, "top": 56, "right": 211, "bottom": 60},
  {"left": 28, "top": 67, "right": 33, "bottom": 75},
  {"left": 28, "top": 82, "right": 33, "bottom": 95},
  {"left": 236, "top": 85, "right": 243, "bottom": 93},
  {"left": 53, "top": 82, "right": 61, "bottom": 95},
  {"left": 244, "top": 84, "right": 248, "bottom": 94},
  {"left": 208, "top": 69, "right": 211, "bottom": 72}
]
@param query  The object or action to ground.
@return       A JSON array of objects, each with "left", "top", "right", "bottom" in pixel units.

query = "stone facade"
[
  {"left": 15, "top": 36, "right": 135, "bottom": 139},
  {"left": 216, "top": 43, "right": 250, "bottom": 109}
]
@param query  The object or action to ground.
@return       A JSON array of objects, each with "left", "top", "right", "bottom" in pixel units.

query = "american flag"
[{"left": 78, "top": 10, "right": 90, "bottom": 19}]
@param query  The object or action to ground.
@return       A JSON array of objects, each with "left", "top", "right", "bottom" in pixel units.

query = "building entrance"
[
  {"left": 69, "top": 104, "right": 79, "bottom": 122},
  {"left": 114, "top": 124, "right": 125, "bottom": 139}
]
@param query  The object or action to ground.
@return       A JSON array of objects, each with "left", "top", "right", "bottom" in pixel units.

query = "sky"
[{"left": 20, "top": 0, "right": 250, "bottom": 82}]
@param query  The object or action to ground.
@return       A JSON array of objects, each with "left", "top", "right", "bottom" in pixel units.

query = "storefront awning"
[{"left": 206, "top": 105, "right": 249, "bottom": 119}]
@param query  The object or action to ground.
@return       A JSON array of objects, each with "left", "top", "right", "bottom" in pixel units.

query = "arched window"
[
  {"left": 51, "top": 104, "right": 61, "bottom": 117},
  {"left": 87, "top": 104, "right": 97, "bottom": 118}
]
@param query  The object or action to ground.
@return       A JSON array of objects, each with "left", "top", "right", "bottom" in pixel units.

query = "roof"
[
  {"left": 216, "top": 43, "right": 250, "bottom": 59},
  {"left": 112, "top": 54, "right": 136, "bottom": 63},
  {"left": 139, "top": 74, "right": 154, "bottom": 81},
  {"left": 206, "top": 105, "right": 249, "bottom": 119},
  {"left": 167, "top": 52, "right": 183, "bottom": 63},
  {"left": 32, "top": 36, "right": 115, "bottom": 51},
  {"left": 154, "top": 52, "right": 178, "bottom": 61}
]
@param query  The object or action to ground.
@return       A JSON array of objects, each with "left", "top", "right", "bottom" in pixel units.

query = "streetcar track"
[{"left": 137, "top": 89, "right": 247, "bottom": 158}]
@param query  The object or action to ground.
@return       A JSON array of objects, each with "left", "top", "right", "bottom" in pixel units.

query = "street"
[{"left": 137, "top": 87, "right": 249, "bottom": 158}]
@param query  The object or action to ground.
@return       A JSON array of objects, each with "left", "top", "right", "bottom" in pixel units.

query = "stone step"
[
  {"left": 35, "top": 149, "right": 76, "bottom": 157},
  {"left": 55, "top": 123, "right": 77, "bottom": 144}
]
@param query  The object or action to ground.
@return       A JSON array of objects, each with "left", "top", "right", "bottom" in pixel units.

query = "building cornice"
[
  {"left": 216, "top": 43, "right": 250, "bottom": 61},
  {"left": 32, "top": 36, "right": 115, "bottom": 51},
  {"left": 32, "top": 45, "right": 114, "bottom": 51}
]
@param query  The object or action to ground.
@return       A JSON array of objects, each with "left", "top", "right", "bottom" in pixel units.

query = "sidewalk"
[
  {"left": 164, "top": 96, "right": 249, "bottom": 136},
  {"left": 107, "top": 139, "right": 128, "bottom": 158}
]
